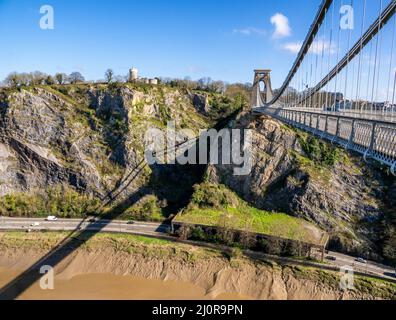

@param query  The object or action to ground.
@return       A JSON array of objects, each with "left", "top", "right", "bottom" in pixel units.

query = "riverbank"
[{"left": 0, "top": 232, "right": 395, "bottom": 300}]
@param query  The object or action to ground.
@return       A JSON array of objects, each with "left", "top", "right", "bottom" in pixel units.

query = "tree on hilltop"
[
  {"left": 45, "top": 75, "right": 55, "bottom": 85},
  {"left": 29, "top": 71, "right": 48, "bottom": 85},
  {"left": 105, "top": 69, "right": 114, "bottom": 83},
  {"left": 4, "top": 72, "right": 20, "bottom": 87},
  {"left": 68, "top": 72, "right": 85, "bottom": 84},
  {"left": 55, "top": 73, "right": 68, "bottom": 85}
]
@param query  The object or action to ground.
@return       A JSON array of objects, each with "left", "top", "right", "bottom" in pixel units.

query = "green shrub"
[
  {"left": 258, "top": 238, "right": 283, "bottom": 256},
  {"left": 0, "top": 186, "right": 100, "bottom": 218},
  {"left": 122, "top": 195, "right": 163, "bottom": 222},
  {"left": 191, "top": 183, "right": 239, "bottom": 209},
  {"left": 223, "top": 247, "right": 243, "bottom": 261},
  {"left": 56, "top": 86, "right": 69, "bottom": 96},
  {"left": 190, "top": 226, "right": 208, "bottom": 241},
  {"left": 298, "top": 134, "right": 341, "bottom": 166},
  {"left": 283, "top": 240, "right": 302, "bottom": 257}
]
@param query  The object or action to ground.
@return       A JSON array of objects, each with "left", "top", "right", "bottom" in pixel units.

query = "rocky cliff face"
[
  {"left": 0, "top": 84, "right": 213, "bottom": 203},
  {"left": 0, "top": 85, "right": 394, "bottom": 261},
  {"left": 208, "top": 112, "right": 396, "bottom": 258}
]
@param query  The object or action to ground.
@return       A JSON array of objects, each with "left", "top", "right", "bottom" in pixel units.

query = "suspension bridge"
[{"left": 252, "top": 0, "right": 396, "bottom": 175}]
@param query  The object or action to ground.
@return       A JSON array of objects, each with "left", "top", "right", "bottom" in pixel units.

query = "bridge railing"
[
  {"left": 282, "top": 107, "right": 396, "bottom": 123},
  {"left": 257, "top": 106, "right": 396, "bottom": 175}
]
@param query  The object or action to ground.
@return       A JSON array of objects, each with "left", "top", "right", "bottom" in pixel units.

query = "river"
[{"left": 0, "top": 267, "right": 252, "bottom": 300}]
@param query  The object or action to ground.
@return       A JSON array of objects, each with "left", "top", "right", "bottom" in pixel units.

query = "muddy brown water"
[{"left": 0, "top": 267, "right": 252, "bottom": 300}]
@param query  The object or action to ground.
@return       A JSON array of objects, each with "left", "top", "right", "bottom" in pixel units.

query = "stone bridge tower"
[{"left": 251, "top": 69, "right": 273, "bottom": 107}]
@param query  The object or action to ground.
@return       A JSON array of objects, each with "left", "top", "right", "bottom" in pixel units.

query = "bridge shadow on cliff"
[
  {"left": 0, "top": 105, "right": 244, "bottom": 299},
  {"left": 0, "top": 139, "right": 206, "bottom": 299},
  {"left": 0, "top": 163, "right": 149, "bottom": 299}
]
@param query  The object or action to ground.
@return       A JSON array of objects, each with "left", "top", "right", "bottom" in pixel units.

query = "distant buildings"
[
  {"left": 128, "top": 67, "right": 158, "bottom": 85},
  {"left": 331, "top": 99, "right": 396, "bottom": 112}
]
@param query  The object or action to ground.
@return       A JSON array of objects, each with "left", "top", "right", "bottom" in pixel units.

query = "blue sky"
[{"left": 0, "top": 0, "right": 393, "bottom": 91}]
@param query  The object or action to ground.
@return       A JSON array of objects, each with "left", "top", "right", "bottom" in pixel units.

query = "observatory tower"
[{"left": 129, "top": 67, "right": 138, "bottom": 82}]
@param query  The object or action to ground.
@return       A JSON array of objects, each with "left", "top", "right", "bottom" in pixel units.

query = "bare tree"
[
  {"left": 114, "top": 75, "right": 127, "bottom": 83},
  {"left": 198, "top": 77, "right": 212, "bottom": 90},
  {"left": 68, "top": 72, "right": 85, "bottom": 84},
  {"left": 105, "top": 69, "right": 114, "bottom": 83},
  {"left": 18, "top": 73, "right": 31, "bottom": 86},
  {"left": 209, "top": 81, "right": 226, "bottom": 94},
  {"left": 177, "top": 224, "right": 193, "bottom": 240},
  {"left": 3, "top": 72, "right": 40, "bottom": 87},
  {"left": 55, "top": 73, "right": 67, "bottom": 85},
  {"left": 4, "top": 72, "right": 20, "bottom": 87},
  {"left": 238, "top": 231, "right": 256, "bottom": 249},
  {"left": 217, "top": 213, "right": 237, "bottom": 245},
  {"left": 30, "top": 71, "right": 47, "bottom": 85},
  {"left": 45, "top": 75, "right": 55, "bottom": 85}
]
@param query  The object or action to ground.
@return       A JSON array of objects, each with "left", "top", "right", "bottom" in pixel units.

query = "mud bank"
[{"left": 0, "top": 232, "right": 394, "bottom": 300}]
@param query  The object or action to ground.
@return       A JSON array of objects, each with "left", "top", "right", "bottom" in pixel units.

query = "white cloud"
[
  {"left": 282, "top": 39, "right": 337, "bottom": 55},
  {"left": 282, "top": 42, "right": 302, "bottom": 54},
  {"left": 310, "top": 39, "right": 337, "bottom": 55},
  {"left": 233, "top": 27, "right": 267, "bottom": 36},
  {"left": 270, "top": 13, "right": 291, "bottom": 39}
]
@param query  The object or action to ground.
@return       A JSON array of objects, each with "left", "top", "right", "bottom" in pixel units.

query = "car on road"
[
  {"left": 88, "top": 217, "right": 100, "bottom": 222},
  {"left": 127, "top": 221, "right": 135, "bottom": 225},
  {"left": 30, "top": 222, "right": 40, "bottom": 227},
  {"left": 356, "top": 258, "right": 367, "bottom": 263},
  {"left": 326, "top": 256, "right": 337, "bottom": 261},
  {"left": 46, "top": 216, "right": 58, "bottom": 221}
]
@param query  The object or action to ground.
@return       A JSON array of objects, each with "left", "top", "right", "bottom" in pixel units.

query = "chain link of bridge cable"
[
  {"left": 385, "top": 13, "right": 396, "bottom": 118},
  {"left": 371, "top": 0, "right": 383, "bottom": 115},
  {"left": 355, "top": 0, "right": 367, "bottom": 113}
]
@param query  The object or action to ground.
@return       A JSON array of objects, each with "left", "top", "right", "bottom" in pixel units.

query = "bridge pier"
[{"left": 251, "top": 69, "right": 273, "bottom": 108}]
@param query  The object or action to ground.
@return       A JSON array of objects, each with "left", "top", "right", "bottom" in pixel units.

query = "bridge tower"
[{"left": 251, "top": 69, "right": 273, "bottom": 107}]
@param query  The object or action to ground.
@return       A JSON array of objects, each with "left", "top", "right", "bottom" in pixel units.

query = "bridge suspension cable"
[{"left": 253, "top": 0, "right": 396, "bottom": 175}]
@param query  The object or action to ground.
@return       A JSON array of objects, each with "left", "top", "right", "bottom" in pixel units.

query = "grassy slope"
[
  {"left": 291, "top": 265, "right": 395, "bottom": 300},
  {"left": 0, "top": 231, "right": 222, "bottom": 261},
  {"left": 174, "top": 183, "right": 324, "bottom": 244}
]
